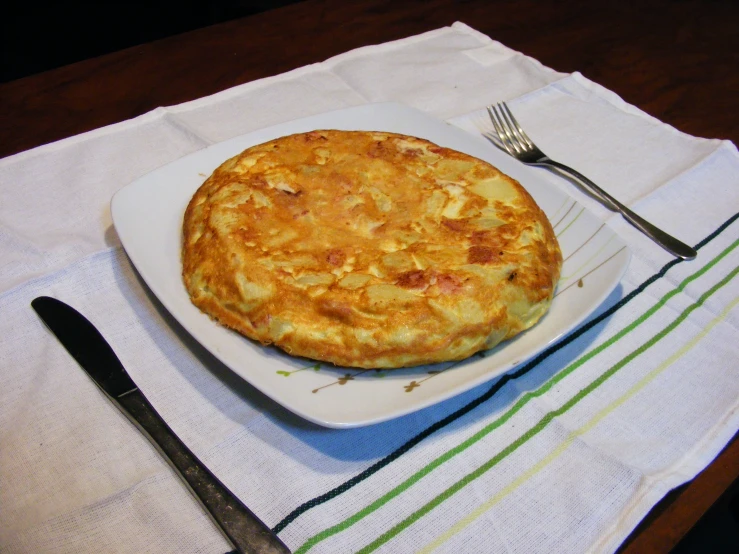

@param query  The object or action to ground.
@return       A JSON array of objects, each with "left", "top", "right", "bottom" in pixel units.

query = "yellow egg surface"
[{"left": 182, "top": 130, "right": 562, "bottom": 368}]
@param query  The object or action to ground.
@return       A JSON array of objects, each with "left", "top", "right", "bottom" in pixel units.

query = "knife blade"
[{"left": 31, "top": 296, "right": 291, "bottom": 554}]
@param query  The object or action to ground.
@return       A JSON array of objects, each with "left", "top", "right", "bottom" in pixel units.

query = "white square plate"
[{"left": 111, "top": 102, "right": 629, "bottom": 428}]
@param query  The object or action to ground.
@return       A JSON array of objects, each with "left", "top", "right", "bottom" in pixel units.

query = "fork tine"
[
  {"left": 500, "top": 102, "right": 535, "bottom": 150},
  {"left": 486, "top": 106, "right": 512, "bottom": 155},
  {"left": 487, "top": 105, "right": 519, "bottom": 155}
]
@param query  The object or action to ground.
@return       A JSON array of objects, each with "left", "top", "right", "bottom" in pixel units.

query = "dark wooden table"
[{"left": 2, "top": 0, "right": 737, "bottom": 551}]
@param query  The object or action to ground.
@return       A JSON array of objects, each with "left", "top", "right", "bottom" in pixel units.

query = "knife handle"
[{"left": 116, "top": 389, "right": 291, "bottom": 554}]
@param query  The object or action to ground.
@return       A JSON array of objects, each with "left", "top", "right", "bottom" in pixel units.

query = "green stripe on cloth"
[
  {"left": 355, "top": 266, "right": 738, "bottom": 554},
  {"left": 419, "top": 294, "right": 739, "bottom": 552},
  {"left": 293, "top": 240, "right": 738, "bottom": 554}
]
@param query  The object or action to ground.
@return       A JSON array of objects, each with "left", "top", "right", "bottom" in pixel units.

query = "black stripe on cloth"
[{"left": 272, "top": 211, "right": 739, "bottom": 534}]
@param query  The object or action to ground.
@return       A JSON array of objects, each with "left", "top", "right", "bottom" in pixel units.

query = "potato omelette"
[{"left": 182, "top": 130, "right": 562, "bottom": 368}]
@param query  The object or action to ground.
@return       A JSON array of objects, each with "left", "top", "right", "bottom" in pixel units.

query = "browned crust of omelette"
[{"left": 182, "top": 130, "right": 562, "bottom": 368}]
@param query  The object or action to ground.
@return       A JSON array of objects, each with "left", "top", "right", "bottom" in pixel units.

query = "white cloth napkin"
[{"left": 1, "top": 22, "right": 737, "bottom": 554}]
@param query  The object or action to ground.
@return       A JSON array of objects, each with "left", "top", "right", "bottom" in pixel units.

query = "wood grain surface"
[
  {"left": 1, "top": 0, "right": 737, "bottom": 159},
  {"left": 1, "top": 0, "right": 737, "bottom": 551}
]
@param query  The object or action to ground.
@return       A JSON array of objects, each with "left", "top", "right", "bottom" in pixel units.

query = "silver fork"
[{"left": 486, "top": 103, "right": 697, "bottom": 260}]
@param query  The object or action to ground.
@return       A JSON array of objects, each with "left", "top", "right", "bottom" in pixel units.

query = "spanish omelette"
[{"left": 182, "top": 130, "right": 562, "bottom": 368}]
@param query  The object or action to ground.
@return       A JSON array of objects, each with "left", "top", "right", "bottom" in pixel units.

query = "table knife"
[{"left": 31, "top": 296, "right": 291, "bottom": 554}]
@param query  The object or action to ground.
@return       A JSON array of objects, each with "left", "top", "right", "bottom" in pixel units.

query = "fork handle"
[{"left": 535, "top": 159, "right": 697, "bottom": 260}]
